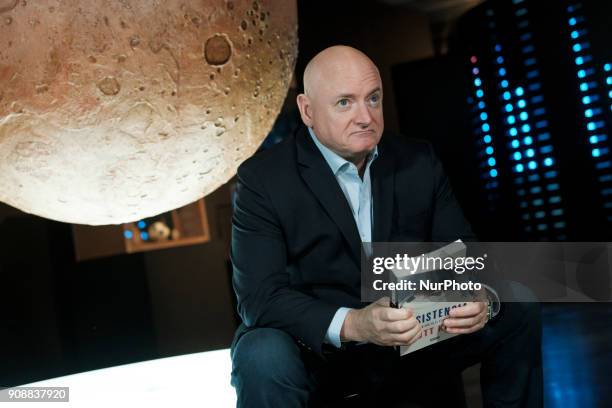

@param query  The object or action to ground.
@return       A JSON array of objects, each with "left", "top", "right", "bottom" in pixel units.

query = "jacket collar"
[{"left": 295, "top": 126, "right": 395, "bottom": 265}]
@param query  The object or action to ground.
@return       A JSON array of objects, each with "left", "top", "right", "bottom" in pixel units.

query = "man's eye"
[
  {"left": 370, "top": 94, "right": 380, "bottom": 104},
  {"left": 337, "top": 99, "right": 349, "bottom": 107}
]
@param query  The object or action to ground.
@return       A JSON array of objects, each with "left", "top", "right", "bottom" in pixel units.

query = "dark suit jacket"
[{"left": 230, "top": 126, "right": 476, "bottom": 355}]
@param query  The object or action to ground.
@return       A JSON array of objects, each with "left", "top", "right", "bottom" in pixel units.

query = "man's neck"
[{"left": 353, "top": 156, "right": 367, "bottom": 178}]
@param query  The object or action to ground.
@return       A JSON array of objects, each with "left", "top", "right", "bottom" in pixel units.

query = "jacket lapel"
[
  {"left": 371, "top": 135, "right": 395, "bottom": 242},
  {"left": 296, "top": 127, "right": 362, "bottom": 265}
]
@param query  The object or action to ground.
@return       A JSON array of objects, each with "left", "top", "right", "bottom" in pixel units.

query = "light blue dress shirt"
[{"left": 308, "top": 127, "right": 378, "bottom": 348}]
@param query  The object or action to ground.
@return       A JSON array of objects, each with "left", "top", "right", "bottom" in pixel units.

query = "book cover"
[{"left": 387, "top": 240, "right": 472, "bottom": 356}]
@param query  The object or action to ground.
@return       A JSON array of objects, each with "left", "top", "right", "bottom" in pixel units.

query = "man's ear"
[{"left": 296, "top": 93, "right": 313, "bottom": 127}]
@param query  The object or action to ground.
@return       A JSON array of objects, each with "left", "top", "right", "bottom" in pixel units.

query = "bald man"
[{"left": 230, "top": 46, "right": 542, "bottom": 407}]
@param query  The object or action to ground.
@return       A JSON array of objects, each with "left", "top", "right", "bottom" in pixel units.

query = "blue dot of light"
[
  {"left": 474, "top": 78, "right": 482, "bottom": 86},
  {"left": 501, "top": 80, "right": 509, "bottom": 88},
  {"left": 524, "top": 136, "right": 533, "bottom": 145},
  {"left": 605, "top": 63, "right": 611, "bottom": 72},
  {"left": 528, "top": 161, "right": 537, "bottom": 170},
  {"left": 520, "top": 112, "right": 529, "bottom": 121},
  {"left": 480, "top": 112, "right": 488, "bottom": 121},
  {"left": 571, "top": 30, "right": 579, "bottom": 39},
  {"left": 496, "top": 56, "right": 504, "bottom": 64},
  {"left": 476, "top": 89, "right": 484, "bottom": 98},
  {"left": 587, "top": 122, "right": 596, "bottom": 131},
  {"left": 544, "top": 158, "right": 554, "bottom": 166},
  {"left": 526, "top": 148, "right": 535, "bottom": 157},
  {"left": 578, "top": 69, "right": 586, "bottom": 78},
  {"left": 488, "top": 157, "right": 496, "bottom": 166},
  {"left": 590, "top": 135, "right": 598, "bottom": 144},
  {"left": 513, "top": 152, "right": 522, "bottom": 160},
  {"left": 517, "top": 99, "right": 526, "bottom": 108},
  {"left": 507, "top": 116, "right": 516, "bottom": 125},
  {"left": 505, "top": 104, "right": 513, "bottom": 112},
  {"left": 511, "top": 140, "right": 520, "bottom": 148},
  {"left": 498, "top": 68, "right": 506, "bottom": 76},
  {"left": 484, "top": 135, "right": 492, "bottom": 143},
  {"left": 568, "top": 17, "right": 577, "bottom": 26},
  {"left": 580, "top": 83, "right": 589, "bottom": 91},
  {"left": 124, "top": 230, "right": 133, "bottom": 239},
  {"left": 137, "top": 220, "right": 146, "bottom": 229},
  {"left": 503, "top": 91, "right": 512, "bottom": 100},
  {"left": 515, "top": 164, "right": 524, "bottom": 172},
  {"left": 592, "top": 148, "right": 601, "bottom": 157},
  {"left": 521, "top": 124, "right": 531, "bottom": 133},
  {"left": 585, "top": 109, "right": 594, "bottom": 117},
  {"left": 515, "top": 87, "right": 525, "bottom": 96},
  {"left": 575, "top": 56, "right": 584, "bottom": 65},
  {"left": 478, "top": 101, "right": 486, "bottom": 109},
  {"left": 607, "top": 77, "right": 612, "bottom": 85},
  {"left": 489, "top": 169, "right": 498, "bottom": 178},
  {"left": 472, "top": 67, "right": 480, "bottom": 75},
  {"left": 486, "top": 146, "right": 494, "bottom": 155},
  {"left": 583, "top": 96, "right": 591, "bottom": 104},
  {"left": 509, "top": 127, "right": 518, "bottom": 136},
  {"left": 573, "top": 44, "right": 582, "bottom": 52},
  {"left": 482, "top": 123, "right": 490, "bottom": 132},
  {"left": 140, "top": 231, "right": 149, "bottom": 240},
  {"left": 495, "top": 44, "right": 502, "bottom": 52}
]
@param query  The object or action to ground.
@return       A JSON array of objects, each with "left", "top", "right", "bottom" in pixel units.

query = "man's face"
[{"left": 300, "top": 58, "right": 384, "bottom": 162}]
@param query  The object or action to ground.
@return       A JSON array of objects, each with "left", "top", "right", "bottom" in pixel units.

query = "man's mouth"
[{"left": 351, "top": 130, "right": 375, "bottom": 135}]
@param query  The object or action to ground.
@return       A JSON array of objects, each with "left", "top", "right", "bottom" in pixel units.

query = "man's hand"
[
  {"left": 340, "top": 297, "right": 422, "bottom": 346},
  {"left": 442, "top": 301, "right": 488, "bottom": 334}
]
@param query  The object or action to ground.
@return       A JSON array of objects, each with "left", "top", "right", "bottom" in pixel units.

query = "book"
[
  {"left": 387, "top": 240, "right": 472, "bottom": 356},
  {"left": 399, "top": 296, "right": 469, "bottom": 356}
]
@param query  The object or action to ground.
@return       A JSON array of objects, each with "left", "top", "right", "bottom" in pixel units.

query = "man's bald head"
[
  {"left": 302, "top": 45, "right": 381, "bottom": 99},
  {"left": 296, "top": 45, "right": 384, "bottom": 168}
]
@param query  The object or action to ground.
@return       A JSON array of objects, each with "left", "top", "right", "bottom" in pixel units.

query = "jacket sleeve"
[{"left": 230, "top": 162, "right": 338, "bottom": 355}]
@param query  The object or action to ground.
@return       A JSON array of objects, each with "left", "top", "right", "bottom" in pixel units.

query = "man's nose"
[{"left": 354, "top": 102, "right": 372, "bottom": 127}]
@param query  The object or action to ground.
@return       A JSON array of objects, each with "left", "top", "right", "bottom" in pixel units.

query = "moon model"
[{"left": 0, "top": 0, "right": 297, "bottom": 225}]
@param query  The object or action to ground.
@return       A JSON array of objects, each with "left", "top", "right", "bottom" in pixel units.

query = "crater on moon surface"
[{"left": 0, "top": 0, "right": 298, "bottom": 225}]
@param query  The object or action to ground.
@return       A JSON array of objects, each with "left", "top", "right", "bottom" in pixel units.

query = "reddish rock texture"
[{"left": 0, "top": 0, "right": 297, "bottom": 224}]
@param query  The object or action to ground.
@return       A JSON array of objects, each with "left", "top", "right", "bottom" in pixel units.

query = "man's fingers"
[
  {"left": 449, "top": 302, "right": 486, "bottom": 318},
  {"left": 375, "top": 297, "right": 390, "bottom": 306},
  {"left": 444, "top": 308, "right": 488, "bottom": 333},
  {"left": 444, "top": 322, "right": 486, "bottom": 334},
  {"left": 380, "top": 307, "right": 412, "bottom": 321},
  {"left": 444, "top": 310, "right": 486, "bottom": 328},
  {"left": 386, "top": 317, "right": 419, "bottom": 333},
  {"left": 391, "top": 323, "right": 422, "bottom": 345}
]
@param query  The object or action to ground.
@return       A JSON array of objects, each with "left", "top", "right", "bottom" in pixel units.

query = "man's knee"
[
  {"left": 231, "top": 328, "right": 311, "bottom": 390},
  {"left": 501, "top": 282, "right": 542, "bottom": 330},
  {"left": 493, "top": 285, "right": 542, "bottom": 356}
]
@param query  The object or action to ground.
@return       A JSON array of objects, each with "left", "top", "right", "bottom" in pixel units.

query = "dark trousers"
[{"left": 230, "top": 301, "right": 543, "bottom": 408}]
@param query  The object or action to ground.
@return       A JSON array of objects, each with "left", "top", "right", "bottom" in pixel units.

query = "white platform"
[{"left": 8, "top": 349, "right": 236, "bottom": 407}]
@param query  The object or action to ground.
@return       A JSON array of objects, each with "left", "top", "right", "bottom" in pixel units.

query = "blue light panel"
[
  {"left": 566, "top": 2, "right": 612, "bottom": 214},
  {"left": 478, "top": 1, "right": 567, "bottom": 239},
  {"left": 469, "top": 54, "right": 500, "bottom": 193}
]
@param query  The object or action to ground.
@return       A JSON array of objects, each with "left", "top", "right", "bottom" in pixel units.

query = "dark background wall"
[{"left": 0, "top": 182, "right": 237, "bottom": 386}]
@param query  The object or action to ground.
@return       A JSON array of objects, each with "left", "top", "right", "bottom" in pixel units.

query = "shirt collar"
[{"left": 307, "top": 127, "right": 378, "bottom": 175}]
